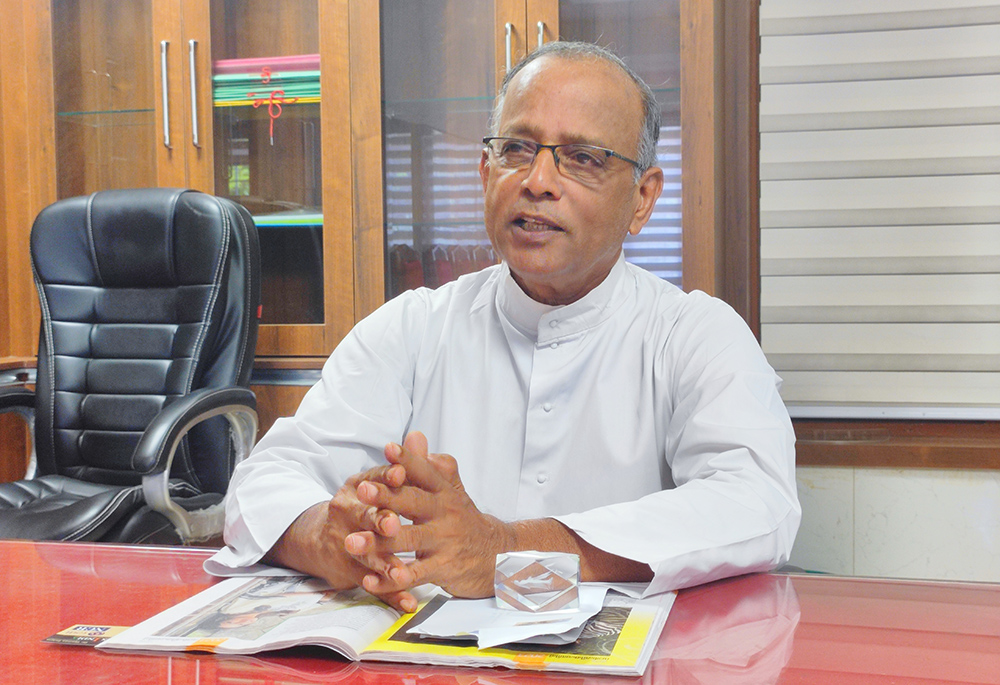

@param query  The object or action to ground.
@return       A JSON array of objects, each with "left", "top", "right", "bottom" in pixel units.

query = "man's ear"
[
  {"left": 628, "top": 166, "right": 664, "bottom": 236},
  {"left": 479, "top": 149, "right": 491, "bottom": 193}
]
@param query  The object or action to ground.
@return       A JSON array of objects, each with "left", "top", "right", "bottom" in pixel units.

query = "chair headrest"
[{"left": 31, "top": 188, "right": 227, "bottom": 289}]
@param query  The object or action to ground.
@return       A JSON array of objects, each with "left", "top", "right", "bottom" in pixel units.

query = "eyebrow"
[{"left": 499, "top": 128, "right": 608, "bottom": 148}]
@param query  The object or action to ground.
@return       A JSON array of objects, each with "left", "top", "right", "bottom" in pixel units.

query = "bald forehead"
[
  {"left": 497, "top": 54, "right": 644, "bottom": 154},
  {"left": 510, "top": 53, "right": 640, "bottom": 104}
]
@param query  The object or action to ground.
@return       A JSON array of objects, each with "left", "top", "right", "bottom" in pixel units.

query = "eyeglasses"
[{"left": 482, "top": 137, "right": 640, "bottom": 184}]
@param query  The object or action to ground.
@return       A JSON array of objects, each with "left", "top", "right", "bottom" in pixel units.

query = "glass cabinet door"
[
  {"left": 559, "top": 0, "right": 683, "bottom": 286},
  {"left": 381, "top": 0, "right": 683, "bottom": 298},
  {"left": 381, "top": 1, "right": 501, "bottom": 298},
  {"left": 52, "top": 0, "right": 158, "bottom": 198},
  {"left": 210, "top": 0, "right": 324, "bottom": 326}
]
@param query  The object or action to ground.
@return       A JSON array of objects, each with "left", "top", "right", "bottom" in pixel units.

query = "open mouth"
[{"left": 514, "top": 217, "right": 564, "bottom": 233}]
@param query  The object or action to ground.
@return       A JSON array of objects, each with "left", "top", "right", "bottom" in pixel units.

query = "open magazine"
[{"left": 98, "top": 575, "right": 676, "bottom": 676}]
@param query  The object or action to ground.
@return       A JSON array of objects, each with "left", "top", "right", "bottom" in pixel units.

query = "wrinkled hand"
[
  {"left": 265, "top": 461, "right": 418, "bottom": 612},
  {"left": 348, "top": 431, "right": 515, "bottom": 599}
]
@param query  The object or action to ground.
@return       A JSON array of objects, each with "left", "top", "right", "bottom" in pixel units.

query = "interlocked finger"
[{"left": 384, "top": 432, "right": 451, "bottom": 493}]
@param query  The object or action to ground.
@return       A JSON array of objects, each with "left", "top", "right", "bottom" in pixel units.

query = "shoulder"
[
  {"left": 624, "top": 262, "right": 746, "bottom": 336},
  {"left": 353, "top": 264, "right": 504, "bottom": 338},
  {"left": 622, "top": 263, "right": 768, "bottom": 377}
]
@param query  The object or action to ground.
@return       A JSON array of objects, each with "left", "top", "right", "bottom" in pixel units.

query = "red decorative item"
[{"left": 247, "top": 67, "right": 298, "bottom": 145}]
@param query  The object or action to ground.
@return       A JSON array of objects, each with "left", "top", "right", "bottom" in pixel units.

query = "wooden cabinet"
[
  {"left": 47, "top": 0, "right": 361, "bottom": 358},
  {"left": 1, "top": 0, "right": 751, "bottom": 442},
  {"left": 3, "top": 0, "right": 739, "bottom": 355},
  {"left": 51, "top": 1, "right": 212, "bottom": 197}
]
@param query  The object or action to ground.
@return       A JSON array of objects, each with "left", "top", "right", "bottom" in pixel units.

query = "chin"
[{"left": 505, "top": 252, "right": 559, "bottom": 277}]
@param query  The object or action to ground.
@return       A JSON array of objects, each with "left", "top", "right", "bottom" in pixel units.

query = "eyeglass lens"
[{"left": 488, "top": 138, "right": 615, "bottom": 182}]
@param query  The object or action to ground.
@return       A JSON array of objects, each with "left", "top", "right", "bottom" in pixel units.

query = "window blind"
[{"left": 759, "top": 0, "right": 1000, "bottom": 419}]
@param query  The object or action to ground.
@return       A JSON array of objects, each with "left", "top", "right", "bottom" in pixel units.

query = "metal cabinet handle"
[
  {"left": 160, "top": 40, "right": 171, "bottom": 148},
  {"left": 189, "top": 40, "right": 200, "bottom": 148},
  {"left": 505, "top": 22, "right": 513, "bottom": 72},
  {"left": 537, "top": 21, "right": 545, "bottom": 48}
]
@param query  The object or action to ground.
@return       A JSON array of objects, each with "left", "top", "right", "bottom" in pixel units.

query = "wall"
[{"left": 792, "top": 466, "right": 1000, "bottom": 582}]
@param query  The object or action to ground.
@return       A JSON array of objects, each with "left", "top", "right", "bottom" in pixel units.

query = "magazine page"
[
  {"left": 97, "top": 574, "right": 675, "bottom": 675},
  {"left": 98, "top": 575, "right": 404, "bottom": 658},
  {"left": 360, "top": 589, "right": 677, "bottom": 676}
]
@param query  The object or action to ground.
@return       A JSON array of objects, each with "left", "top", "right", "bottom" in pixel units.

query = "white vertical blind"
[{"left": 759, "top": 0, "right": 1000, "bottom": 419}]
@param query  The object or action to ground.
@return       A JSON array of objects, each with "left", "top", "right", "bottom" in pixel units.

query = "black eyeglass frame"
[{"left": 481, "top": 136, "right": 642, "bottom": 172}]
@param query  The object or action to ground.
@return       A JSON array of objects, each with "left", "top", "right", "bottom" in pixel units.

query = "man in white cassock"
[{"left": 208, "top": 41, "right": 801, "bottom": 613}]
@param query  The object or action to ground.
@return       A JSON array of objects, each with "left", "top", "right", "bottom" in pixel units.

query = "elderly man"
[{"left": 209, "top": 42, "right": 800, "bottom": 614}]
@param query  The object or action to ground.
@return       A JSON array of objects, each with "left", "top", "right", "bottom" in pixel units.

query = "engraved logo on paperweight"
[{"left": 495, "top": 551, "right": 581, "bottom": 612}]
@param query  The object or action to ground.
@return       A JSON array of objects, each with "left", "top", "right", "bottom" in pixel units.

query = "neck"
[{"left": 510, "top": 266, "right": 616, "bottom": 306}]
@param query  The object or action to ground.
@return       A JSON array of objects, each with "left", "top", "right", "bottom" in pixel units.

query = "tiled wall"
[{"left": 791, "top": 466, "right": 1000, "bottom": 582}]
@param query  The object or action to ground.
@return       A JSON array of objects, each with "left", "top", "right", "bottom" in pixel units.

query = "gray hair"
[{"left": 489, "top": 41, "right": 660, "bottom": 182}]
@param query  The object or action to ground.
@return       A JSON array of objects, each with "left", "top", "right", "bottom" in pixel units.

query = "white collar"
[{"left": 496, "top": 253, "right": 631, "bottom": 342}]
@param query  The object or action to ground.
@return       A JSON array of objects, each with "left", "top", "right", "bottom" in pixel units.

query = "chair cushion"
[{"left": 0, "top": 475, "right": 198, "bottom": 542}]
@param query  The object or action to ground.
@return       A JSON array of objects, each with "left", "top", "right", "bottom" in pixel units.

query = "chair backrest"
[{"left": 29, "top": 189, "right": 260, "bottom": 494}]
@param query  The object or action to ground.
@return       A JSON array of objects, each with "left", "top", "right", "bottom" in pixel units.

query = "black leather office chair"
[{"left": 0, "top": 188, "right": 260, "bottom": 545}]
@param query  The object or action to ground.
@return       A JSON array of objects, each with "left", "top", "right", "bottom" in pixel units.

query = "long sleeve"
[
  {"left": 209, "top": 294, "right": 425, "bottom": 571},
  {"left": 554, "top": 291, "right": 800, "bottom": 595}
]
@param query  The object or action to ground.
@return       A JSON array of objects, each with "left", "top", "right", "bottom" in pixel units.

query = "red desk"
[{"left": 1, "top": 539, "right": 998, "bottom": 684}]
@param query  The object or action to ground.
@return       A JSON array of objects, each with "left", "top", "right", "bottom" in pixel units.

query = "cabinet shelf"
[
  {"left": 55, "top": 109, "right": 155, "bottom": 129},
  {"left": 57, "top": 108, "right": 155, "bottom": 116}
]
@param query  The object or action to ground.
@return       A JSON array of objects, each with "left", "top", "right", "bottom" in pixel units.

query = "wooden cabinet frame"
[
  {"left": 1, "top": 0, "right": 55, "bottom": 359},
  {"left": 681, "top": 0, "right": 760, "bottom": 331},
  {"left": 2, "top": 0, "right": 752, "bottom": 355}
]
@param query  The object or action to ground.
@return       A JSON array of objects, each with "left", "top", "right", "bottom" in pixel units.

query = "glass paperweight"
[{"left": 494, "top": 551, "right": 580, "bottom": 612}]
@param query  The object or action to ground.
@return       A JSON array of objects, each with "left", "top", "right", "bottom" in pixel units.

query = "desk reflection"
[
  {"left": 35, "top": 537, "right": 214, "bottom": 585},
  {"left": 645, "top": 573, "right": 799, "bottom": 684},
  {"left": 27, "top": 542, "right": 797, "bottom": 685}
]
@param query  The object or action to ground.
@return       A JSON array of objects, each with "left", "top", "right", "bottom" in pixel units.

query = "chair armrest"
[
  {"left": 134, "top": 386, "right": 258, "bottom": 543},
  {"left": 0, "top": 386, "right": 35, "bottom": 413},
  {"left": 133, "top": 387, "right": 257, "bottom": 475},
  {"left": 0, "top": 386, "right": 37, "bottom": 479}
]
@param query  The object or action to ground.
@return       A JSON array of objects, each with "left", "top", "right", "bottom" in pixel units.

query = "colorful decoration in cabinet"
[{"left": 213, "top": 54, "right": 320, "bottom": 144}]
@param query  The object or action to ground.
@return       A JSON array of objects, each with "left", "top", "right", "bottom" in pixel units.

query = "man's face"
[{"left": 480, "top": 55, "right": 663, "bottom": 305}]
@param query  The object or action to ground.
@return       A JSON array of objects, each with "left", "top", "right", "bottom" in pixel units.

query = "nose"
[{"left": 521, "top": 147, "right": 563, "bottom": 199}]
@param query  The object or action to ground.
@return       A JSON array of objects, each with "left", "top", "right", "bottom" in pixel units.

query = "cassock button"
[
  {"left": 536, "top": 473, "right": 548, "bottom": 484},
  {"left": 542, "top": 402, "right": 553, "bottom": 412},
  {"left": 549, "top": 320, "right": 559, "bottom": 328},
  {"left": 550, "top": 342, "right": 558, "bottom": 349}
]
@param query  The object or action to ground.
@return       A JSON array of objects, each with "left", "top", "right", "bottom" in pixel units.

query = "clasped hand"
[{"left": 315, "top": 431, "right": 513, "bottom": 612}]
